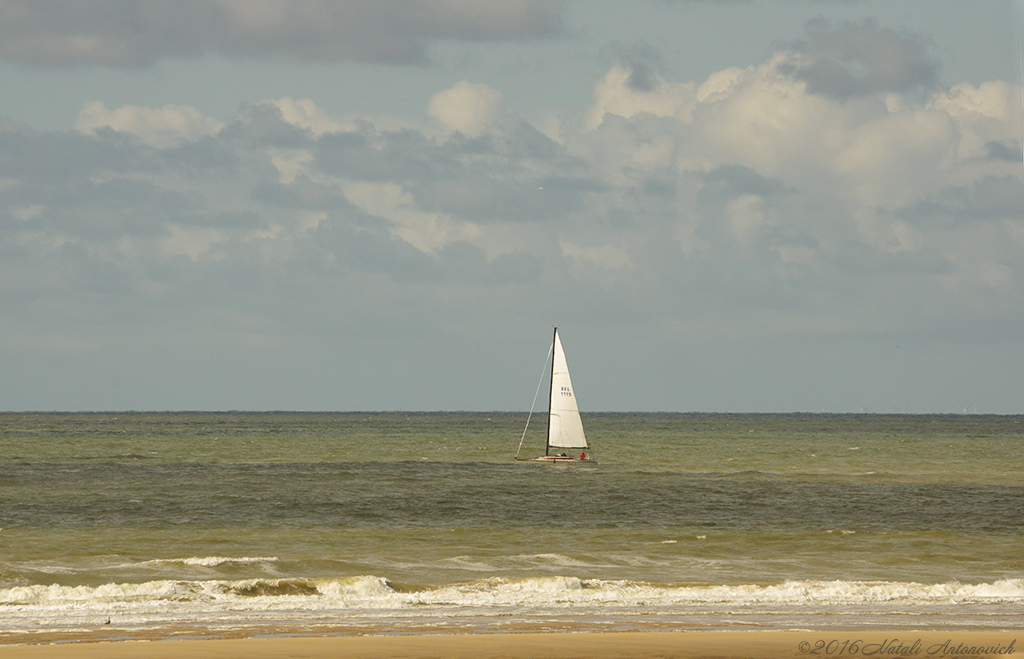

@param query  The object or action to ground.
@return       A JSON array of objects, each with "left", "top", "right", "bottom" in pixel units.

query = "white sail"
[{"left": 547, "top": 329, "right": 588, "bottom": 450}]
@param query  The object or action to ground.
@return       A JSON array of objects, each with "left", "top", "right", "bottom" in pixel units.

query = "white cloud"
[
  {"left": 22, "top": 47, "right": 1024, "bottom": 336},
  {"left": 565, "top": 35, "right": 1023, "bottom": 338},
  {"left": 75, "top": 101, "right": 223, "bottom": 148},
  {"left": 694, "top": 55, "right": 845, "bottom": 180},
  {"left": 585, "top": 65, "right": 697, "bottom": 130},
  {"left": 340, "top": 180, "right": 480, "bottom": 253},
  {"left": 3, "top": 17, "right": 1024, "bottom": 412},
  {"left": 696, "top": 67, "right": 745, "bottom": 103},
  {"left": 428, "top": 81, "right": 507, "bottom": 137},
  {"left": 268, "top": 97, "right": 354, "bottom": 137},
  {"left": 928, "top": 81, "right": 1019, "bottom": 163},
  {"left": 835, "top": 108, "right": 957, "bottom": 208}
]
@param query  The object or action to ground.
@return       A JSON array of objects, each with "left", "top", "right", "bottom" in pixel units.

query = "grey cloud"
[
  {"left": 780, "top": 18, "right": 940, "bottom": 98},
  {"left": 692, "top": 165, "right": 794, "bottom": 245},
  {"left": 0, "top": 125, "right": 264, "bottom": 238},
  {"left": 413, "top": 173, "right": 601, "bottom": 223},
  {"left": 487, "top": 250, "right": 544, "bottom": 285},
  {"left": 0, "top": 0, "right": 567, "bottom": 67},
  {"left": 699, "top": 164, "right": 792, "bottom": 199},
  {"left": 310, "top": 215, "right": 441, "bottom": 282},
  {"left": 161, "top": 138, "right": 238, "bottom": 173},
  {"left": 437, "top": 241, "right": 543, "bottom": 285},
  {"left": 410, "top": 123, "right": 602, "bottom": 222},
  {"left": 985, "top": 140, "right": 1023, "bottom": 163},
  {"left": 0, "top": 128, "right": 159, "bottom": 190},
  {"left": 900, "top": 175, "right": 1024, "bottom": 224},
  {"left": 483, "top": 120, "right": 562, "bottom": 162},
  {"left": 313, "top": 115, "right": 592, "bottom": 222},
  {"left": 600, "top": 41, "right": 663, "bottom": 92},
  {"left": 830, "top": 240, "right": 954, "bottom": 276},
  {"left": 316, "top": 127, "right": 452, "bottom": 182},
  {"left": 639, "top": 177, "right": 676, "bottom": 199},
  {"left": 252, "top": 177, "right": 353, "bottom": 212},
  {"left": 1, "top": 61, "right": 1020, "bottom": 406},
  {"left": 223, "top": 104, "right": 316, "bottom": 150},
  {"left": 0, "top": 103, "right": 562, "bottom": 326}
]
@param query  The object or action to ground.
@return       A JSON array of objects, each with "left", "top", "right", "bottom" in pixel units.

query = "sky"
[{"left": 1, "top": 0, "right": 1022, "bottom": 413}]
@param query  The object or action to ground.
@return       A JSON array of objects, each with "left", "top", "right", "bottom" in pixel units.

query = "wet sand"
[{"left": 0, "top": 631, "right": 1019, "bottom": 659}]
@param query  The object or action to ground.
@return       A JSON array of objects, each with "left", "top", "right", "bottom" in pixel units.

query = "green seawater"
[
  {"left": 3, "top": 411, "right": 1019, "bottom": 478},
  {"left": 0, "top": 412, "right": 1021, "bottom": 638}
]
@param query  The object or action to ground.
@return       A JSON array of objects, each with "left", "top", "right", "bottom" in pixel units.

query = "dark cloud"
[
  {"left": 0, "top": 0, "right": 567, "bottom": 68},
  {"left": 780, "top": 18, "right": 940, "bottom": 98}
]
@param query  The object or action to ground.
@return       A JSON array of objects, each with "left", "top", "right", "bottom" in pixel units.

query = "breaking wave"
[
  {"left": 141, "top": 556, "right": 280, "bottom": 568},
  {"left": 3, "top": 576, "right": 1021, "bottom": 611}
]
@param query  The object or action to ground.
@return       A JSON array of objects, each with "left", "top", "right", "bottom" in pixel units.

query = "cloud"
[
  {"left": 779, "top": 18, "right": 941, "bottom": 98},
  {"left": 340, "top": 180, "right": 480, "bottom": 253},
  {"left": 901, "top": 175, "right": 1024, "bottom": 224},
  {"left": 929, "top": 81, "right": 1022, "bottom": 161},
  {"left": 428, "top": 81, "right": 507, "bottom": 137},
  {"left": 599, "top": 41, "right": 665, "bottom": 93},
  {"left": 585, "top": 65, "right": 697, "bottom": 130},
  {"left": 75, "top": 101, "right": 224, "bottom": 148},
  {"left": 2, "top": 24, "right": 1023, "bottom": 412},
  {"left": 573, "top": 36, "right": 1022, "bottom": 336},
  {"left": 0, "top": 0, "right": 567, "bottom": 67},
  {"left": 700, "top": 164, "right": 791, "bottom": 199}
]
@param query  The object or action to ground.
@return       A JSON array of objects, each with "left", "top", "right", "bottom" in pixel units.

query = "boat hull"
[{"left": 517, "top": 455, "right": 596, "bottom": 464}]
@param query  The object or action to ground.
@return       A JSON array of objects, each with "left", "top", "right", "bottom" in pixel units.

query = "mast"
[{"left": 545, "top": 326, "right": 557, "bottom": 456}]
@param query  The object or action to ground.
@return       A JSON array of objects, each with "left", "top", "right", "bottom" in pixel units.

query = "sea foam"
[{"left": 5, "top": 577, "right": 1022, "bottom": 611}]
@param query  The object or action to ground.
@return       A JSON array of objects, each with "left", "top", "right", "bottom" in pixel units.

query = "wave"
[
  {"left": 140, "top": 556, "right": 280, "bottom": 568},
  {"left": 0, "top": 575, "right": 388, "bottom": 607},
  {"left": 3, "top": 577, "right": 1022, "bottom": 611},
  {"left": 3, "top": 576, "right": 1022, "bottom": 636}
]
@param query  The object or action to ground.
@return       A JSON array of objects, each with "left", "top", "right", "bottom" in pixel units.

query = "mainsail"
[
  {"left": 546, "top": 328, "right": 588, "bottom": 451},
  {"left": 515, "top": 327, "right": 593, "bottom": 462}
]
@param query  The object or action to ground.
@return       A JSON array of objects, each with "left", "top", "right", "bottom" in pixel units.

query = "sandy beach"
[{"left": 0, "top": 631, "right": 1019, "bottom": 659}]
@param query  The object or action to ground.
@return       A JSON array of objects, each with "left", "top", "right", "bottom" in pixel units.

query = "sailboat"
[{"left": 515, "top": 328, "right": 595, "bottom": 463}]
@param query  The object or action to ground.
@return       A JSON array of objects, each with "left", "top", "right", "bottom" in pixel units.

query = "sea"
[{"left": 0, "top": 412, "right": 1021, "bottom": 642}]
